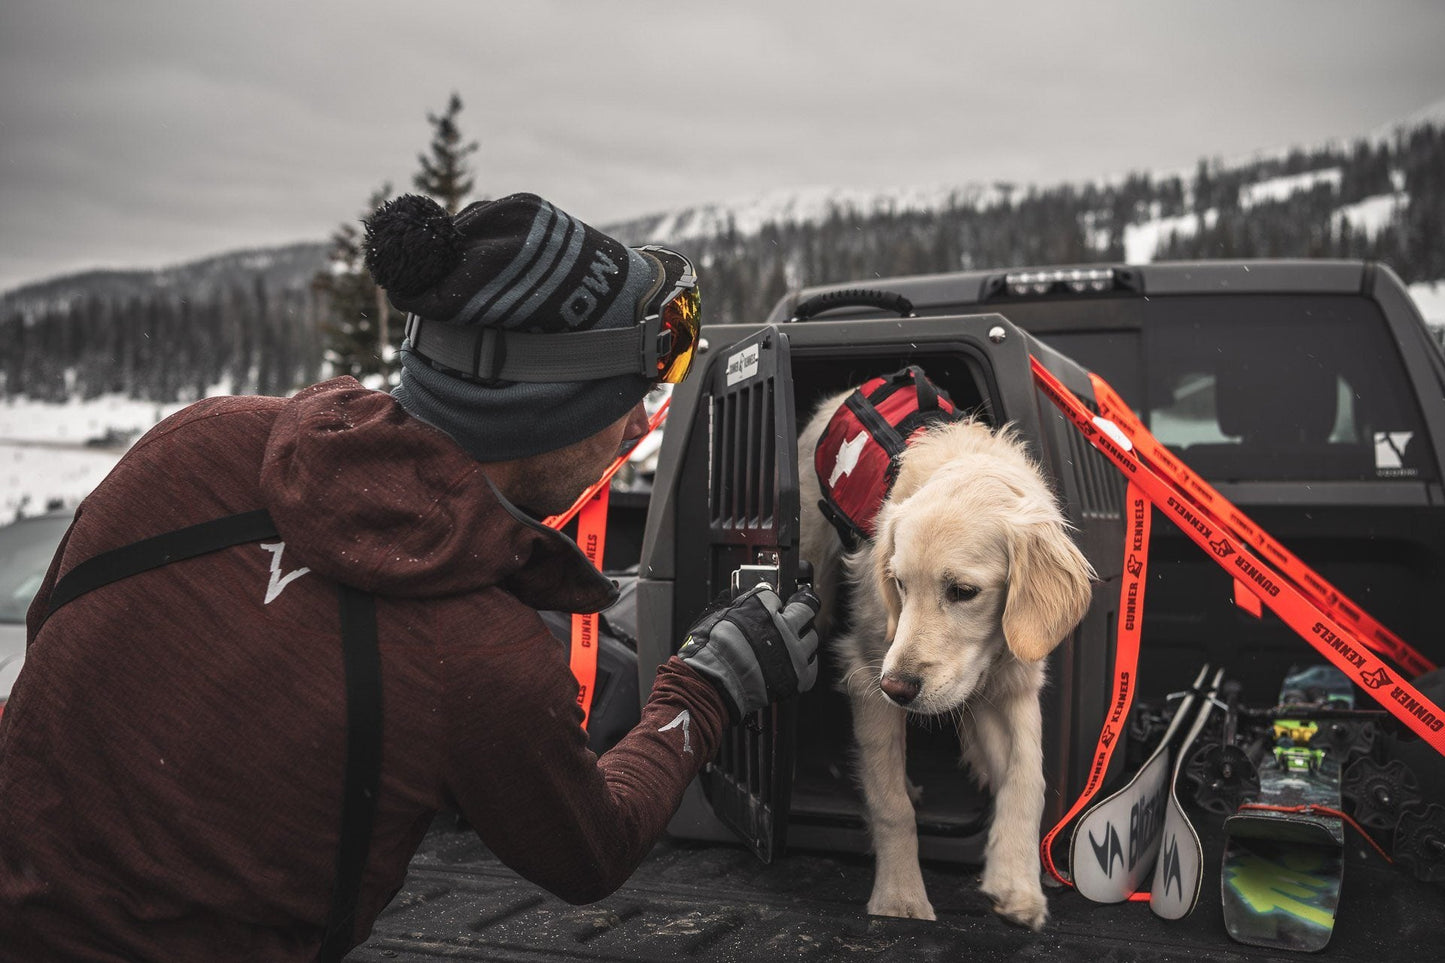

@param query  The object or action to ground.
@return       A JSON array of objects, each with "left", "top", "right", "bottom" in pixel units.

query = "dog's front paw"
[
  {"left": 980, "top": 876, "right": 1048, "bottom": 930},
  {"left": 868, "top": 883, "right": 936, "bottom": 920}
]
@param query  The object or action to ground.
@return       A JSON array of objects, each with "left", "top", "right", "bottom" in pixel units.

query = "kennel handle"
[{"left": 790, "top": 289, "right": 914, "bottom": 321}]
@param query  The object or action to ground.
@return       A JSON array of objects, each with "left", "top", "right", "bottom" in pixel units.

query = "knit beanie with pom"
[{"left": 363, "top": 192, "right": 665, "bottom": 462}]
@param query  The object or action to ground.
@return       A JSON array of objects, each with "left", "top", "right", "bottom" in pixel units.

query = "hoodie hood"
[{"left": 258, "top": 378, "right": 615, "bottom": 613}]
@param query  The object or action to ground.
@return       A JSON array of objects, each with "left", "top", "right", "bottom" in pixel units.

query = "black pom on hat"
[
  {"left": 380, "top": 189, "right": 683, "bottom": 461},
  {"left": 363, "top": 194, "right": 465, "bottom": 298}
]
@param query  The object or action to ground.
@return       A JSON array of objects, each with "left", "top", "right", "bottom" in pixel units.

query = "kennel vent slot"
[
  {"left": 710, "top": 381, "right": 777, "bottom": 530},
  {"left": 1065, "top": 398, "right": 1125, "bottom": 520}
]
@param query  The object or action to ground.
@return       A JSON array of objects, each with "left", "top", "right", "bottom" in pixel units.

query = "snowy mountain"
[
  {"left": 4, "top": 98, "right": 1444, "bottom": 399},
  {"left": 0, "top": 242, "right": 328, "bottom": 321},
  {"left": 6, "top": 102, "right": 1443, "bottom": 311},
  {"left": 603, "top": 183, "right": 1015, "bottom": 247}
]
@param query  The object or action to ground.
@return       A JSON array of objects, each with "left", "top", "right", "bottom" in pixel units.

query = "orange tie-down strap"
[
  {"left": 1086, "top": 371, "right": 1434, "bottom": 678},
  {"left": 543, "top": 400, "right": 670, "bottom": 730},
  {"left": 567, "top": 487, "right": 609, "bottom": 729},
  {"left": 1032, "top": 357, "right": 1442, "bottom": 748},
  {"left": 1039, "top": 481, "right": 1152, "bottom": 890},
  {"left": 1032, "top": 356, "right": 1444, "bottom": 886}
]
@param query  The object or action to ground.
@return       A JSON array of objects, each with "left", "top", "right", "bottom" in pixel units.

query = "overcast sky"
[{"left": 1, "top": 0, "right": 1443, "bottom": 293}]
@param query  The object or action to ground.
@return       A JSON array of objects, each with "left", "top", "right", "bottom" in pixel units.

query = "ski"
[
  {"left": 1220, "top": 664, "right": 1354, "bottom": 952},
  {"left": 1071, "top": 665, "right": 1213, "bottom": 903},
  {"left": 1150, "top": 667, "right": 1226, "bottom": 919}
]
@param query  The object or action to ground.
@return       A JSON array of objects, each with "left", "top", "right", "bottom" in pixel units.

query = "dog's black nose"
[{"left": 880, "top": 672, "right": 922, "bottom": 706}]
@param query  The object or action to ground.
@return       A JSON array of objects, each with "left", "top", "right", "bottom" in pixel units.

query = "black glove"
[{"left": 678, "top": 582, "right": 821, "bottom": 722}]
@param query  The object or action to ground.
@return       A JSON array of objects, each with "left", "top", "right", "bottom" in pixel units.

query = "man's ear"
[
  {"left": 1002, "top": 520, "right": 1095, "bottom": 662},
  {"left": 871, "top": 509, "right": 902, "bottom": 644}
]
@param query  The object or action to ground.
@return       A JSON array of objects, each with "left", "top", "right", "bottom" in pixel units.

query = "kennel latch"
[{"left": 730, "top": 556, "right": 781, "bottom": 596}]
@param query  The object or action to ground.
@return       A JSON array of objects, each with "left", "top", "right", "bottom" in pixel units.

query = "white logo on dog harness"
[
  {"left": 659, "top": 709, "right": 693, "bottom": 755},
  {"left": 260, "top": 542, "right": 311, "bottom": 605},
  {"left": 829, "top": 431, "right": 869, "bottom": 487}
]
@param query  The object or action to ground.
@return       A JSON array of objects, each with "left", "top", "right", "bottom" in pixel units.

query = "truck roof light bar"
[{"left": 1006, "top": 267, "right": 1117, "bottom": 297}]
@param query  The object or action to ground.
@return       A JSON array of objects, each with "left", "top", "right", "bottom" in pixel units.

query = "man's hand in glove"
[{"left": 678, "top": 582, "right": 821, "bottom": 722}]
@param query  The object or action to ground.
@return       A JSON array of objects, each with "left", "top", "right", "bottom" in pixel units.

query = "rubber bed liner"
[{"left": 347, "top": 816, "right": 1443, "bottom": 962}]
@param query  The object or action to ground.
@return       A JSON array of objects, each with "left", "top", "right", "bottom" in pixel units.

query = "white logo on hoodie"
[
  {"left": 260, "top": 542, "right": 311, "bottom": 604},
  {"left": 659, "top": 709, "right": 693, "bottom": 755}
]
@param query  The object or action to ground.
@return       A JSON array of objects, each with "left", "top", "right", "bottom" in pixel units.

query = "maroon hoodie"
[{"left": 0, "top": 378, "right": 727, "bottom": 962}]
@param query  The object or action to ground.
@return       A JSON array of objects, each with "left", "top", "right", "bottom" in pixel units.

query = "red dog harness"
[{"left": 813, "top": 365, "right": 963, "bottom": 547}]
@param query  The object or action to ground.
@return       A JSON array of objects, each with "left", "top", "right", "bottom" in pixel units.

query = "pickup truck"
[{"left": 350, "top": 259, "right": 1445, "bottom": 962}]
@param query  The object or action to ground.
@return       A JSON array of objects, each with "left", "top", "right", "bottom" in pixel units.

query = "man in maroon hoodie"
[{"left": 0, "top": 193, "right": 820, "bottom": 961}]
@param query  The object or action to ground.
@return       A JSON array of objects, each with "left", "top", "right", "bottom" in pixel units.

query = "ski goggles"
[
  {"left": 403, "top": 245, "right": 701, "bottom": 386},
  {"left": 637, "top": 245, "right": 701, "bottom": 384}
]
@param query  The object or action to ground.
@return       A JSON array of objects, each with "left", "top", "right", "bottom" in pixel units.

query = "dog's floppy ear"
[
  {"left": 872, "top": 507, "right": 902, "bottom": 644},
  {"left": 1002, "top": 520, "right": 1095, "bottom": 662}
]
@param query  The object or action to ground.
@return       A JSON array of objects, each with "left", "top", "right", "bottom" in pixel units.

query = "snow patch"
[
  {"left": 0, "top": 393, "right": 194, "bottom": 522},
  {"left": 1332, "top": 192, "right": 1406, "bottom": 239},
  {"left": 0, "top": 394, "right": 186, "bottom": 444},
  {"left": 1123, "top": 210, "right": 1218, "bottom": 264},
  {"left": 0, "top": 443, "right": 124, "bottom": 522},
  {"left": 1238, "top": 168, "right": 1341, "bottom": 208},
  {"left": 1408, "top": 280, "right": 1445, "bottom": 328}
]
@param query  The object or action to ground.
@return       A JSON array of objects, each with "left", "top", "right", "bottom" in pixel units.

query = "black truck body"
[{"left": 352, "top": 259, "right": 1445, "bottom": 962}]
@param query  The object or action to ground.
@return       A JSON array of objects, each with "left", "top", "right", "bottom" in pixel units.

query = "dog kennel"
[{"left": 633, "top": 312, "right": 1129, "bottom": 863}]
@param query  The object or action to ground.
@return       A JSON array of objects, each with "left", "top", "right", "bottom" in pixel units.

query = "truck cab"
[{"left": 635, "top": 258, "right": 1445, "bottom": 864}]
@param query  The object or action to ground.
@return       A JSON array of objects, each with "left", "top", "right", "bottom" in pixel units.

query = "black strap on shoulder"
[
  {"left": 43, "top": 509, "right": 279, "bottom": 625},
  {"left": 319, "top": 585, "right": 383, "bottom": 963},
  {"left": 36, "top": 509, "right": 382, "bottom": 962}
]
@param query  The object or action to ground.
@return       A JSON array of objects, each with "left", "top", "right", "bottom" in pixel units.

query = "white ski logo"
[
  {"left": 260, "top": 541, "right": 310, "bottom": 604},
  {"left": 829, "top": 432, "right": 869, "bottom": 486},
  {"left": 659, "top": 709, "right": 693, "bottom": 755}
]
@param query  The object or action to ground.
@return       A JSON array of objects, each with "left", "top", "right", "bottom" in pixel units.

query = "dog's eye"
[
  {"left": 946, "top": 583, "right": 980, "bottom": 603},
  {"left": 893, "top": 576, "right": 906, "bottom": 597}
]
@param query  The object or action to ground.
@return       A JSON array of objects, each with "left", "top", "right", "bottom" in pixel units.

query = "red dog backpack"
[{"left": 813, "top": 365, "right": 963, "bottom": 547}]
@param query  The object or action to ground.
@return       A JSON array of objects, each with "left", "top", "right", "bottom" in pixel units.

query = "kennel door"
[{"left": 700, "top": 325, "right": 803, "bottom": 863}]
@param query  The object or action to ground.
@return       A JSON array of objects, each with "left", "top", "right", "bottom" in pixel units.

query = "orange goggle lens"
[{"left": 656, "top": 284, "right": 701, "bottom": 384}]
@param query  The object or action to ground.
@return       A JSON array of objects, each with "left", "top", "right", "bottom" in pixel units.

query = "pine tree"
[
  {"left": 313, "top": 183, "right": 404, "bottom": 385},
  {"left": 414, "top": 92, "right": 479, "bottom": 214}
]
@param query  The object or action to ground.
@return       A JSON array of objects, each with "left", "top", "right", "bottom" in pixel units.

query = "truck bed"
[
  {"left": 348, "top": 816, "right": 1443, "bottom": 962},
  {"left": 350, "top": 259, "right": 1445, "bottom": 962}
]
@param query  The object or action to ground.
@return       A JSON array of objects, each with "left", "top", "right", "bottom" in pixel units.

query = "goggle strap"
[{"left": 405, "top": 314, "right": 651, "bottom": 384}]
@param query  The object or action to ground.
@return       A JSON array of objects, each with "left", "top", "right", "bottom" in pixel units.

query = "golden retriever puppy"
[{"left": 798, "top": 390, "right": 1094, "bottom": 929}]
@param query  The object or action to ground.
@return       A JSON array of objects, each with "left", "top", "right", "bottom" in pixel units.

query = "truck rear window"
[{"left": 1034, "top": 295, "right": 1435, "bottom": 483}]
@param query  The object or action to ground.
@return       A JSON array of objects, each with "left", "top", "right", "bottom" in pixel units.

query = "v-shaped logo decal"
[
  {"left": 1089, "top": 823, "right": 1125, "bottom": 878},
  {"left": 659, "top": 709, "right": 693, "bottom": 755},
  {"left": 260, "top": 541, "right": 311, "bottom": 605}
]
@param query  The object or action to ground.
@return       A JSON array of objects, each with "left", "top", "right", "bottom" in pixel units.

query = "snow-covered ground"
[
  {"left": 0, "top": 395, "right": 190, "bottom": 522},
  {"left": 0, "top": 385, "right": 674, "bottom": 526}
]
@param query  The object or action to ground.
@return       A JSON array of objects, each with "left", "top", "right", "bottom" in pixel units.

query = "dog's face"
[{"left": 870, "top": 451, "right": 1094, "bottom": 714}]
